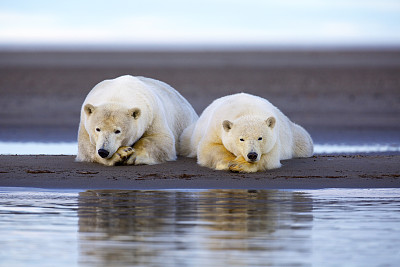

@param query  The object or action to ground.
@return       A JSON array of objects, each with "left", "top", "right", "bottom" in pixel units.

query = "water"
[
  {"left": 0, "top": 188, "right": 79, "bottom": 266},
  {"left": 1, "top": 141, "right": 400, "bottom": 155},
  {"left": 1, "top": 188, "right": 400, "bottom": 266}
]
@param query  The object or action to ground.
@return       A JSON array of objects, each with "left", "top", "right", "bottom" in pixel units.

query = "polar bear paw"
[
  {"left": 228, "top": 157, "right": 258, "bottom": 173},
  {"left": 111, "top": 146, "right": 135, "bottom": 165}
]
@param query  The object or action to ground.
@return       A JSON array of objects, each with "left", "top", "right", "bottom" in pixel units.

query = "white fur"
[
  {"left": 76, "top": 75, "right": 198, "bottom": 166},
  {"left": 180, "top": 93, "right": 313, "bottom": 172}
]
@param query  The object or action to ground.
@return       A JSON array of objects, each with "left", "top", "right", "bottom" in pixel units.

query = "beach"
[
  {"left": 0, "top": 49, "right": 399, "bottom": 189},
  {"left": 0, "top": 155, "right": 399, "bottom": 189}
]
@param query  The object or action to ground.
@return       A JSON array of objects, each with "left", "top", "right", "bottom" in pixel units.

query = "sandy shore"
[
  {"left": 0, "top": 155, "right": 399, "bottom": 189},
  {"left": 0, "top": 49, "right": 399, "bottom": 189}
]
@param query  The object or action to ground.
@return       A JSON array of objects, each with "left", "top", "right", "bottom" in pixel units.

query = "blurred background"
[
  {"left": 1, "top": 0, "right": 400, "bottom": 47},
  {"left": 0, "top": 0, "right": 399, "bottom": 152}
]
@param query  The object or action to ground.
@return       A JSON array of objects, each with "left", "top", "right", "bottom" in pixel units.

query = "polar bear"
[
  {"left": 76, "top": 75, "right": 198, "bottom": 166},
  {"left": 180, "top": 93, "right": 313, "bottom": 172}
]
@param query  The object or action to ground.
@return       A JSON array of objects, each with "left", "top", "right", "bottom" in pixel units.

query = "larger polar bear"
[
  {"left": 180, "top": 93, "right": 313, "bottom": 172},
  {"left": 76, "top": 75, "right": 198, "bottom": 166}
]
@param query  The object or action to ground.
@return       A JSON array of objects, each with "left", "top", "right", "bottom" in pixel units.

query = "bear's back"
[
  {"left": 137, "top": 76, "right": 196, "bottom": 116},
  {"left": 83, "top": 75, "right": 151, "bottom": 106},
  {"left": 203, "top": 93, "right": 278, "bottom": 125}
]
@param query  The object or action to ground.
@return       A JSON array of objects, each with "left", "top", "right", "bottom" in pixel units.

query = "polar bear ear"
[
  {"left": 266, "top": 117, "right": 276, "bottom": 129},
  {"left": 84, "top": 104, "right": 96, "bottom": 116},
  {"left": 129, "top": 108, "right": 141, "bottom": 120},
  {"left": 223, "top": 120, "right": 233, "bottom": 132}
]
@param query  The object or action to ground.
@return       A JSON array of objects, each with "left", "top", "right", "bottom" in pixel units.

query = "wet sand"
[
  {"left": 0, "top": 49, "right": 399, "bottom": 189},
  {"left": 0, "top": 155, "right": 399, "bottom": 189}
]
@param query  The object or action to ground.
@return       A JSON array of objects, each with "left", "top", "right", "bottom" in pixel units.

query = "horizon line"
[{"left": 1, "top": 42, "right": 400, "bottom": 52}]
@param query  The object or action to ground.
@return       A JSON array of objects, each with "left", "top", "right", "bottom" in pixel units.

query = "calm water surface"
[
  {"left": 1, "top": 141, "right": 400, "bottom": 155},
  {"left": 1, "top": 188, "right": 400, "bottom": 266}
]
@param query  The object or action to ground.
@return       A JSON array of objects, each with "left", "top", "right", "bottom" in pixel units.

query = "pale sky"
[{"left": 0, "top": 0, "right": 399, "bottom": 47}]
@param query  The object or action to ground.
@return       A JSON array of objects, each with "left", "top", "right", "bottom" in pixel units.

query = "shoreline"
[
  {"left": 0, "top": 155, "right": 399, "bottom": 190},
  {"left": 1, "top": 141, "right": 399, "bottom": 156}
]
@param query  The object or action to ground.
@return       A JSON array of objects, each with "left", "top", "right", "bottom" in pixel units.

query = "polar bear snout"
[
  {"left": 98, "top": 149, "right": 110, "bottom": 158},
  {"left": 247, "top": 152, "right": 258, "bottom": 162}
]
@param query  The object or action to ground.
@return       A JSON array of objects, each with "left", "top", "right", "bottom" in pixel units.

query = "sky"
[{"left": 0, "top": 0, "right": 400, "bottom": 47}]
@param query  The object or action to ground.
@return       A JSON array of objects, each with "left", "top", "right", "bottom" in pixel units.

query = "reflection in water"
[
  {"left": 0, "top": 189, "right": 79, "bottom": 266},
  {"left": 2, "top": 188, "right": 400, "bottom": 266},
  {"left": 78, "top": 190, "right": 313, "bottom": 266}
]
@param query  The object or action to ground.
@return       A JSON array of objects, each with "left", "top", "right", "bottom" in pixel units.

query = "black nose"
[
  {"left": 247, "top": 152, "right": 258, "bottom": 161},
  {"left": 98, "top": 149, "right": 109, "bottom": 158}
]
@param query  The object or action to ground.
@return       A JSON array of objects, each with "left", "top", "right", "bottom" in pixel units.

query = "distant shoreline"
[{"left": 1, "top": 141, "right": 400, "bottom": 155}]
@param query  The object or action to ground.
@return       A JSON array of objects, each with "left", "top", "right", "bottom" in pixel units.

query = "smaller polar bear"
[
  {"left": 76, "top": 75, "right": 198, "bottom": 166},
  {"left": 180, "top": 93, "right": 313, "bottom": 172}
]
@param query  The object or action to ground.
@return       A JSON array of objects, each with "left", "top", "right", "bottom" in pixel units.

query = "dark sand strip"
[{"left": 0, "top": 155, "right": 399, "bottom": 190}]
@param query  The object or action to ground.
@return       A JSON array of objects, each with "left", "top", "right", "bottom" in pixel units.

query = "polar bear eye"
[
  {"left": 96, "top": 128, "right": 101, "bottom": 132},
  {"left": 240, "top": 138, "right": 244, "bottom": 142},
  {"left": 115, "top": 130, "right": 121, "bottom": 134},
  {"left": 258, "top": 137, "right": 263, "bottom": 141}
]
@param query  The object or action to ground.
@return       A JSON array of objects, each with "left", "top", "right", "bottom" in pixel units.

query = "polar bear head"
[
  {"left": 83, "top": 103, "right": 143, "bottom": 159},
  {"left": 221, "top": 115, "right": 278, "bottom": 163}
]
